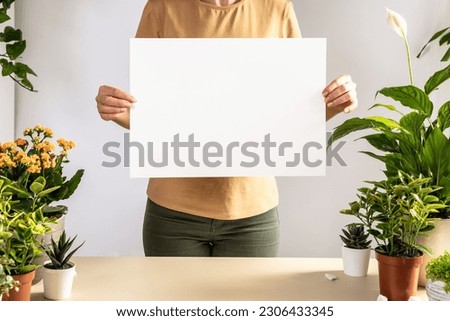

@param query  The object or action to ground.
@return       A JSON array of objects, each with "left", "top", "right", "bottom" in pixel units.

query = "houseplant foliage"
[
  {"left": 417, "top": 26, "right": 450, "bottom": 62},
  {"left": 44, "top": 230, "right": 84, "bottom": 270},
  {"left": 1, "top": 176, "right": 53, "bottom": 300},
  {"left": 0, "top": 177, "right": 53, "bottom": 276},
  {"left": 0, "top": 124, "right": 84, "bottom": 216},
  {"left": 340, "top": 223, "right": 371, "bottom": 249},
  {"left": 0, "top": 0, "right": 37, "bottom": 91},
  {"left": 328, "top": 11, "right": 450, "bottom": 219},
  {"left": 426, "top": 251, "right": 450, "bottom": 293},
  {"left": 341, "top": 172, "right": 446, "bottom": 258}
]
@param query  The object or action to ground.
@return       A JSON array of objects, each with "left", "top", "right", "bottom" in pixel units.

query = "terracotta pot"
[
  {"left": 376, "top": 251, "right": 422, "bottom": 301},
  {"left": 418, "top": 218, "right": 450, "bottom": 286},
  {"left": 2, "top": 270, "right": 36, "bottom": 301}
]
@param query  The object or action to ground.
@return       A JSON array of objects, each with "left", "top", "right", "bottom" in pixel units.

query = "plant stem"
[{"left": 402, "top": 32, "right": 414, "bottom": 86}]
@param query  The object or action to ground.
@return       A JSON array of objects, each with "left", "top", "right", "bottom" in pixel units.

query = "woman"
[{"left": 96, "top": 0, "right": 358, "bottom": 257}]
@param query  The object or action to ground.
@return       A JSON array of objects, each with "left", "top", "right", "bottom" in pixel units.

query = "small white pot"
[
  {"left": 426, "top": 280, "right": 450, "bottom": 301},
  {"left": 42, "top": 260, "right": 77, "bottom": 300},
  {"left": 342, "top": 246, "right": 371, "bottom": 277}
]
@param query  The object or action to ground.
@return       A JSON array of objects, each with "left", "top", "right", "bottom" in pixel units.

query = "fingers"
[
  {"left": 323, "top": 74, "right": 358, "bottom": 115},
  {"left": 96, "top": 85, "right": 136, "bottom": 122},
  {"left": 98, "top": 85, "right": 136, "bottom": 103}
]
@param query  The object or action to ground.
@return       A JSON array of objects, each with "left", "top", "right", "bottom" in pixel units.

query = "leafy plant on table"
[
  {"left": 341, "top": 171, "right": 447, "bottom": 258},
  {"left": 0, "top": 177, "right": 53, "bottom": 275}
]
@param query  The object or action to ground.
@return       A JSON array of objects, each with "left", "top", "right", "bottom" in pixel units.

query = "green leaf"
[
  {"left": 438, "top": 101, "right": 450, "bottom": 130},
  {"left": 37, "top": 186, "right": 61, "bottom": 197},
  {"left": 6, "top": 40, "right": 26, "bottom": 60},
  {"left": 442, "top": 47, "right": 450, "bottom": 62},
  {"left": 1, "top": 60, "right": 14, "bottom": 76},
  {"left": 378, "top": 86, "right": 433, "bottom": 117},
  {"left": 0, "top": 11, "right": 10, "bottom": 24},
  {"left": 422, "top": 127, "right": 450, "bottom": 185},
  {"left": 57, "top": 169, "right": 84, "bottom": 200},
  {"left": 0, "top": 26, "right": 22, "bottom": 42},
  {"left": 399, "top": 112, "right": 428, "bottom": 147},
  {"left": 30, "top": 182, "right": 44, "bottom": 195},
  {"left": 425, "top": 64, "right": 450, "bottom": 94},
  {"left": 417, "top": 27, "right": 450, "bottom": 58},
  {"left": 369, "top": 103, "right": 398, "bottom": 112},
  {"left": 20, "top": 78, "right": 33, "bottom": 91},
  {"left": 358, "top": 133, "right": 399, "bottom": 153},
  {"left": 327, "top": 117, "right": 388, "bottom": 148},
  {"left": 439, "top": 31, "right": 450, "bottom": 46},
  {"left": 365, "top": 116, "right": 401, "bottom": 129},
  {"left": 14, "top": 62, "right": 37, "bottom": 77}
]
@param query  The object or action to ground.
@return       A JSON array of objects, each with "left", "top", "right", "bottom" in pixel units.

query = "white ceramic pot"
[
  {"left": 42, "top": 260, "right": 76, "bottom": 300},
  {"left": 418, "top": 219, "right": 450, "bottom": 286},
  {"left": 426, "top": 280, "right": 450, "bottom": 301},
  {"left": 342, "top": 246, "right": 371, "bottom": 277}
]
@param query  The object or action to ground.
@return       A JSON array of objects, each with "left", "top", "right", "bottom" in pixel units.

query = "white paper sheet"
[{"left": 130, "top": 38, "right": 326, "bottom": 177}]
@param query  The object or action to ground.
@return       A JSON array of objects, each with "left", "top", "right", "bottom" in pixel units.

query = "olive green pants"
[{"left": 142, "top": 199, "right": 280, "bottom": 257}]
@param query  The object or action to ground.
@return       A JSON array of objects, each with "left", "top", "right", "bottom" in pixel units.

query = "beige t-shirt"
[{"left": 135, "top": 0, "right": 302, "bottom": 220}]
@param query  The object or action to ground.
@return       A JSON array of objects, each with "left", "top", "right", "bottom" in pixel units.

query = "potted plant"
[
  {"left": 416, "top": 25, "right": 450, "bottom": 286},
  {"left": 0, "top": 0, "right": 37, "bottom": 91},
  {"left": 0, "top": 176, "right": 53, "bottom": 300},
  {"left": 340, "top": 223, "right": 371, "bottom": 277},
  {"left": 425, "top": 251, "right": 450, "bottom": 301},
  {"left": 42, "top": 230, "right": 84, "bottom": 300},
  {"left": 328, "top": 10, "right": 450, "bottom": 287},
  {"left": 341, "top": 171, "right": 447, "bottom": 300},
  {"left": 0, "top": 124, "right": 84, "bottom": 283}
]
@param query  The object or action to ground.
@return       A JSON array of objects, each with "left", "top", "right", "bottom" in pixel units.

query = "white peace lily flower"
[
  {"left": 386, "top": 8, "right": 408, "bottom": 38},
  {"left": 385, "top": 8, "right": 413, "bottom": 85}
]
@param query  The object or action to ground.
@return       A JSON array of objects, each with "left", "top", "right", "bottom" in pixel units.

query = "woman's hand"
[
  {"left": 322, "top": 75, "right": 358, "bottom": 121},
  {"left": 96, "top": 85, "right": 136, "bottom": 129}
]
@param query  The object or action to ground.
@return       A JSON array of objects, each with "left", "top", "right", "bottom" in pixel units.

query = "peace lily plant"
[{"left": 329, "top": 8, "right": 450, "bottom": 219}]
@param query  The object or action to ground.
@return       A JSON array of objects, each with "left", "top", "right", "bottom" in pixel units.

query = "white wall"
[{"left": 14, "top": 0, "right": 450, "bottom": 257}]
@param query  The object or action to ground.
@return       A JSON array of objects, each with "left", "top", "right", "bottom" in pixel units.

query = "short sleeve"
[
  {"left": 135, "top": 1, "right": 161, "bottom": 38},
  {"left": 283, "top": 2, "right": 302, "bottom": 38}
]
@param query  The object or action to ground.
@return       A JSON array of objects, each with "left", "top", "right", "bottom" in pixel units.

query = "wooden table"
[{"left": 30, "top": 257, "right": 427, "bottom": 301}]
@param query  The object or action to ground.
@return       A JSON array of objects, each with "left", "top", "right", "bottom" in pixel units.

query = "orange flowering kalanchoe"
[{"left": 0, "top": 124, "right": 84, "bottom": 211}]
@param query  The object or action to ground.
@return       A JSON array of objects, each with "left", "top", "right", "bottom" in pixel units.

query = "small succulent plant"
[
  {"left": 340, "top": 224, "right": 371, "bottom": 249},
  {"left": 44, "top": 230, "right": 85, "bottom": 270}
]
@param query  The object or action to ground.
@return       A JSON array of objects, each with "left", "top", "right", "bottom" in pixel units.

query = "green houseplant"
[
  {"left": 340, "top": 224, "right": 371, "bottom": 250},
  {"left": 42, "top": 230, "right": 84, "bottom": 300},
  {"left": 328, "top": 8, "right": 450, "bottom": 299},
  {"left": 0, "top": 124, "right": 85, "bottom": 284},
  {"left": 0, "top": 176, "right": 53, "bottom": 300},
  {"left": 1, "top": 0, "right": 37, "bottom": 91},
  {"left": 328, "top": 18, "right": 450, "bottom": 218},
  {"left": 341, "top": 171, "right": 447, "bottom": 300},
  {"left": 340, "top": 223, "right": 371, "bottom": 277},
  {"left": 425, "top": 251, "right": 450, "bottom": 301}
]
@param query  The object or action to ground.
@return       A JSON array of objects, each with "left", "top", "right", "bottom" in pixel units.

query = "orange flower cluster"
[{"left": 0, "top": 124, "right": 75, "bottom": 175}]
